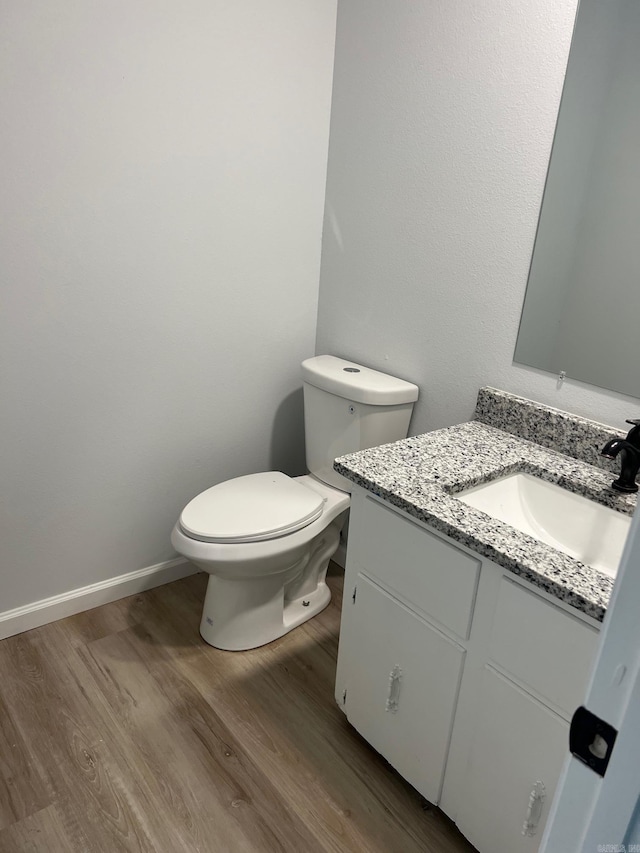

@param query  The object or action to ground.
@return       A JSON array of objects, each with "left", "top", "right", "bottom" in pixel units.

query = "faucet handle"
[{"left": 624, "top": 419, "right": 640, "bottom": 450}]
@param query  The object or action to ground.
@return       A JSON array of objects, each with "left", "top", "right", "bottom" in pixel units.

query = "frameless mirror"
[{"left": 514, "top": 0, "right": 640, "bottom": 399}]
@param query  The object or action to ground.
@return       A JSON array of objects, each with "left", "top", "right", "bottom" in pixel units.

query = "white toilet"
[{"left": 171, "top": 355, "right": 418, "bottom": 651}]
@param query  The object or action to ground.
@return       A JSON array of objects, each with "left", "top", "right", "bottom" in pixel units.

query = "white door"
[{"left": 540, "top": 507, "right": 640, "bottom": 850}]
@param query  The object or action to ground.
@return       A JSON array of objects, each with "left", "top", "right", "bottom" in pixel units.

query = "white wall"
[
  {"left": 316, "top": 0, "right": 640, "bottom": 435},
  {"left": 0, "top": 1, "right": 336, "bottom": 612}
]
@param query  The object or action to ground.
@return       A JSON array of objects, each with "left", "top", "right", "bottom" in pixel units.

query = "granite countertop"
[{"left": 335, "top": 420, "right": 637, "bottom": 622}]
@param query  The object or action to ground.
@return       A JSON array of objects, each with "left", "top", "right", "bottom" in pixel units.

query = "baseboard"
[{"left": 0, "top": 557, "right": 197, "bottom": 641}]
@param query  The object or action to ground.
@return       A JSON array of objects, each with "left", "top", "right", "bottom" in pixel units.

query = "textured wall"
[
  {"left": 316, "top": 0, "right": 640, "bottom": 435},
  {"left": 0, "top": 0, "right": 336, "bottom": 611}
]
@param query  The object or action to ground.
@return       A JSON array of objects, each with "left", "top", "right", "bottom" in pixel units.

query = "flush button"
[{"left": 343, "top": 367, "right": 360, "bottom": 373}]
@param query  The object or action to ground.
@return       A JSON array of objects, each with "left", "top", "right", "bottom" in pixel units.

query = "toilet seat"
[{"left": 179, "top": 471, "right": 325, "bottom": 544}]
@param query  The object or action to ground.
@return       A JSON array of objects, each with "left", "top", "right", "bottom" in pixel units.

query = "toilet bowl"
[
  {"left": 171, "top": 355, "right": 419, "bottom": 651},
  {"left": 170, "top": 473, "right": 349, "bottom": 650}
]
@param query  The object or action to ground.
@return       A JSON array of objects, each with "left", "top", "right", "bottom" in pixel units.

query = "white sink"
[{"left": 457, "top": 472, "right": 631, "bottom": 578}]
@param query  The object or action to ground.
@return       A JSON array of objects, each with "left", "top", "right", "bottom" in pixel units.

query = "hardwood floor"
[{"left": 0, "top": 565, "right": 475, "bottom": 852}]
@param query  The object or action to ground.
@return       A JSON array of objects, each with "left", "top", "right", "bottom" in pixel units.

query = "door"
[{"left": 540, "top": 507, "right": 640, "bottom": 850}]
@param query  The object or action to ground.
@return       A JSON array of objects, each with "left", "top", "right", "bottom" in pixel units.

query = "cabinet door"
[
  {"left": 456, "top": 666, "right": 569, "bottom": 853},
  {"left": 344, "top": 575, "right": 465, "bottom": 804}
]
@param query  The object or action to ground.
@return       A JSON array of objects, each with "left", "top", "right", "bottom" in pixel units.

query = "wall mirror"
[{"left": 514, "top": 0, "right": 640, "bottom": 399}]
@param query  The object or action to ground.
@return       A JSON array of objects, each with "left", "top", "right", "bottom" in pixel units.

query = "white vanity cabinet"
[{"left": 335, "top": 486, "right": 601, "bottom": 853}]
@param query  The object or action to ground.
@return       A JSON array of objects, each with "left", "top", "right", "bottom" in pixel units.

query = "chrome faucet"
[{"left": 601, "top": 419, "right": 640, "bottom": 493}]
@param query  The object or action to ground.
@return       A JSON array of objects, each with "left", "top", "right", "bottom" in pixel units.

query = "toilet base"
[
  {"left": 200, "top": 577, "right": 332, "bottom": 651},
  {"left": 283, "top": 581, "right": 331, "bottom": 632},
  {"left": 198, "top": 518, "right": 341, "bottom": 651}
]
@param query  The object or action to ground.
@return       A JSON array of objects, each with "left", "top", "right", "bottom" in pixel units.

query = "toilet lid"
[{"left": 179, "top": 472, "right": 325, "bottom": 543}]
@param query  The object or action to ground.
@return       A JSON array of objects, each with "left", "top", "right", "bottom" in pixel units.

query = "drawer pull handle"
[
  {"left": 385, "top": 665, "right": 403, "bottom": 713},
  {"left": 522, "top": 780, "right": 545, "bottom": 837}
]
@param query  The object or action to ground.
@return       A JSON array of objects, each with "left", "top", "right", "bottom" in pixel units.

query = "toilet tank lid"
[{"left": 301, "top": 355, "right": 419, "bottom": 405}]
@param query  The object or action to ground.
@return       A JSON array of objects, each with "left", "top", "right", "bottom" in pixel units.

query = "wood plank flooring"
[{"left": 0, "top": 565, "right": 475, "bottom": 852}]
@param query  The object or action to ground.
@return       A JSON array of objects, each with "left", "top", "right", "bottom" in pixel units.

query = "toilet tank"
[{"left": 301, "top": 355, "right": 419, "bottom": 491}]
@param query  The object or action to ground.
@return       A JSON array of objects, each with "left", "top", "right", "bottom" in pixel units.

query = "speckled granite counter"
[{"left": 335, "top": 393, "right": 637, "bottom": 623}]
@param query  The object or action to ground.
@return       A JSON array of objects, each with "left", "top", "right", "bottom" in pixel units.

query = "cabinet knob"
[
  {"left": 522, "top": 780, "right": 546, "bottom": 837},
  {"left": 385, "top": 664, "right": 403, "bottom": 713}
]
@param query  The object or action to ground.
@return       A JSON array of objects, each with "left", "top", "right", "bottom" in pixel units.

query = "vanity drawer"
[
  {"left": 489, "top": 577, "right": 599, "bottom": 719},
  {"left": 359, "top": 496, "right": 480, "bottom": 639}
]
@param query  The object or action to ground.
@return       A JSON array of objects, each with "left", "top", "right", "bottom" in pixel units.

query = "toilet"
[{"left": 171, "top": 355, "right": 419, "bottom": 650}]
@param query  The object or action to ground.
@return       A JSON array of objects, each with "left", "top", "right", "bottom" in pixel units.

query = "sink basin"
[{"left": 457, "top": 472, "right": 631, "bottom": 578}]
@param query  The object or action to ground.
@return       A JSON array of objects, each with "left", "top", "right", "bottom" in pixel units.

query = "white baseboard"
[{"left": 0, "top": 557, "right": 197, "bottom": 641}]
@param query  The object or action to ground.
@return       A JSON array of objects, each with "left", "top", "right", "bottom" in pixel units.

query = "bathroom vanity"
[{"left": 333, "top": 388, "right": 636, "bottom": 853}]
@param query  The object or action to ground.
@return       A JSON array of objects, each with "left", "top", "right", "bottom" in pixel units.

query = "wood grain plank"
[
  {"left": 0, "top": 692, "right": 51, "bottom": 830},
  {"left": 77, "top": 625, "right": 327, "bottom": 853},
  {"left": 0, "top": 629, "right": 190, "bottom": 853},
  {"left": 0, "top": 568, "right": 473, "bottom": 853},
  {"left": 55, "top": 591, "right": 154, "bottom": 648},
  {"left": 0, "top": 801, "right": 91, "bottom": 853}
]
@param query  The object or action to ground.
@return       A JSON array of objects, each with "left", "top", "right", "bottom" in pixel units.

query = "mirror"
[{"left": 514, "top": 0, "right": 640, "bottom": 399}]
